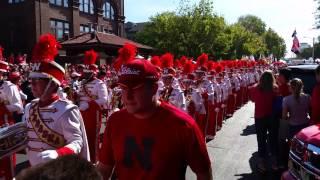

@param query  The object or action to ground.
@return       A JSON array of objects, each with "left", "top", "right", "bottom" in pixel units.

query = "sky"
[{"left": 124, "top": 0, "right": 320, "bottom": 58}]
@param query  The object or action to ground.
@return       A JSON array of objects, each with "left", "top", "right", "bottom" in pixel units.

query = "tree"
[
  {"left": 299, "top": 48, "right": 313, "bottom": 59},
  {"left": 315, "top": 0, "right": 320, "bottom": 29},
  {"left": 136, "top": 0, "right": 231, "bottom": 58},
  {"left": 135, "top": 0, "right": 286, "bottom": 59},
  {"left": 263, "top": 28, "right": 286, "bottom": 59},
  {"left": 225, "top": 24, "right": 266, "bottom": 59},
  {"left": 237, "top": 15, "right": 266, "bottom": 35},
  {"left": 299, "top": 42, "right": 320, "bottom": 59}
]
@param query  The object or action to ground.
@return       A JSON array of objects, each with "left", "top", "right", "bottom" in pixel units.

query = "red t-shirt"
[
  {"left": 99, "top": 102, "right": 211, "bottom": 180},
  {"left": 311, "top": 83, "right": 320, "bottom": 124},
  {"left": 249, "top": 85, "right": 276, "bottom": 118},
  {"left": 278, "top": 83, "right": 291, "bottom": 97}
]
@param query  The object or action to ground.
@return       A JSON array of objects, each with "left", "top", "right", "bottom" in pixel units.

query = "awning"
[{"left": 61, "top": 32, "right": 153, "bottom": 51}]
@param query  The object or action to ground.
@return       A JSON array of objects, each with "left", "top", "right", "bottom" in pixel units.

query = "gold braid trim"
[{"left": 29, "top": 102, "right": 66, "bottom": 148}]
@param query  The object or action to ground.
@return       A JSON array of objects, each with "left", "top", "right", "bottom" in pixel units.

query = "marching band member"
[
  {"left": 194, "top": 54, "right": 215, "bottom": 139},
  {"left": 234, "top": 68, "right": 243, "bottom": 109},
  {"left": 160, "top": 68, "right": 186, "bottom": 111},
  {"left": 0, "top": 57, "right": 23, "bottom": 179},
  {"left": 70, "top": 71, "right": 81, "bottom": 93},
  {"left": 206, "top": 68, "right": 219, "bottom": 139},
  {"left": 216, "top": 70, "right": 225, "bottom": 130},
  {"left": 182, "top": 60, "right": 206, "bottom": 136},
  {"left": 159, "top": 53, "right": 186, "bottom": 111},
  {"left": 226, "top": 69, "right": 238, "bottom": 117},
  {"left": 24, "top": 34, "right": 89, "bottom": 167},
  {"left": 150, "top": 56, "right": 164, "bottom": 101},
  {"left": 78, "top": 50, "right": 108, "bottom": 163}
]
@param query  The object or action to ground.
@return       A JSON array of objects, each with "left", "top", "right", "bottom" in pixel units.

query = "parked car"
[
  {"left": 287, "top": 64, "right": 317, "bottom": 94},
  {"left": 282, "top": 64, "right": 320, "bottom": 180},
  {"left": 281, "top": 125, "right": 320, "bottom": 180}
]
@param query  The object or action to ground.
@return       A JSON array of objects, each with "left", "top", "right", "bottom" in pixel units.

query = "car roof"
[{"left": 288, "top": 64, "right": 318, "bottom": 71}]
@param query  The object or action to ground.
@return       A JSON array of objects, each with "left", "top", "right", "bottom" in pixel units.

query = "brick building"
[{"left": 0, "top": 0, "right": 125, "bottom": 58}]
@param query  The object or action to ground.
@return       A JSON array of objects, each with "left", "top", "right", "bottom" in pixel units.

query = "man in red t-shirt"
[
  {"left": 276, "top": 68, "right": 291, "bottom": 169},
  {"left": 97, "top": 59, "right": 212, "bottom": 180},
  {"left": 311, "top": 65, "right": 320, "bottom": 124},
  {"left": 277, "top": 68, "right": 291, "bottom": 97}
]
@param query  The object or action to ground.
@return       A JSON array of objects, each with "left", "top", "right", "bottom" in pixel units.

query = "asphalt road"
[{"left": 16, "top": 102, "right": 284, "bottom": 179}]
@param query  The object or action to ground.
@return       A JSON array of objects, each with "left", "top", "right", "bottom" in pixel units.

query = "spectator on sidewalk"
[
  {"left": 282, "top": 78, "right": 311, "bottom": 139},
  {"left": 277, "top": 68, "right": 291, "bottom": 97},
  {"left": 275, "top": 68, "right": 291, "bottom": 169},
  {"left": 249, "top": 70, "right": 278, "bottom": 172},
  {"left": 273, "top": 68, "right": 291, "bottom": 141},
  {"left": 311, "top": 65, "right": 320, "bottom": 124}
]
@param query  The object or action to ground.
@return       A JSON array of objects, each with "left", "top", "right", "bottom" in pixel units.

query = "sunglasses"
[
  {"left": 118, "top": 83, "right": 144, "bottom": 92},
  {"left": 29, "top": 78, "right": 49, "bottom": 84}
]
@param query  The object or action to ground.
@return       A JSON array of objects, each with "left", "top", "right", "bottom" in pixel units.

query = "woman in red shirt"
[{"left": 249, "top": 70, "right": 277, "bottom": 173}]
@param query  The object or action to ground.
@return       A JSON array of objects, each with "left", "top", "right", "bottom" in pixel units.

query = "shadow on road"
[
  {"left": 234, "top": 152, "right": 282, "bottom": 180},
  {"left": 240, "top": 124, "right": 256, "bottom": 136}
]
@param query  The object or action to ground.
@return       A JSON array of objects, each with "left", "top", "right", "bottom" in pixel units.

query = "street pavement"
[{"left": 186, "top": 102, "right": 283, "bottom": 180}]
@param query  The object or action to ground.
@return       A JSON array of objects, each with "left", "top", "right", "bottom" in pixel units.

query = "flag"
[
  {"left": 291, "top": 30, "right": 300, "bottom": 54},
  {"left": 292, "top": 30, "right": 297, "bottom": 37}
]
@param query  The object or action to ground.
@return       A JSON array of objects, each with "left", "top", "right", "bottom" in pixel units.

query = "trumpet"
[{"left": 184, "top": 89, "right": 196, "bottom": 117}]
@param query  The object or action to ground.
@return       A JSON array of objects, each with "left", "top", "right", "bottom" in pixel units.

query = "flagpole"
[{"left": 313, "top": 37, "right": 315, "bottom": 63}]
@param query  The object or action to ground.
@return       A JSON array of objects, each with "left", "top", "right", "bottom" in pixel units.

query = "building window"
[
  {"left": 103, "top": 1, "right": 115, "bottom": 20},
  {"left": 79, "top": 0, "right": 94, "bottom": 14},
  {"left": 49, "top": 0, "right": 69, "bottom": 7},
  {"left": 50, "top": 19, "right": 70, "bottom": 40},
  {"left": 104, "top": 29, "right": 113, "bottom": 34},
  {"left": 80, "top": 25, "right": 90, "bottom": 34},
  {"left": 8, "top": 0, "right": 24, "bottom": 3}
]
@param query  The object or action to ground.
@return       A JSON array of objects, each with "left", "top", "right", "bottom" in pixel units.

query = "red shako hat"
[
  {"left": 0, "top": 46, "right": 8, "bottom": 72},
  {"left": 161, "top": 53, "right": 176, "bottom": 77},
  {"left": 83, "top": 49, "right": 99, "bottom": 73},
  {"left": 29, "top": 34, "right": 65, "bottom": 86}
]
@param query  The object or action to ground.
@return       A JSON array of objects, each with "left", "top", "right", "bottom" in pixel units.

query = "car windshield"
[{"left": 289, "top": 66, "right": 317, "bottom": 94}]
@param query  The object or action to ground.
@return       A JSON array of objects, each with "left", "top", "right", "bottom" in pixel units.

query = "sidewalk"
[{"left": 186, "top": 102, "right": 282, "bottom": 180}]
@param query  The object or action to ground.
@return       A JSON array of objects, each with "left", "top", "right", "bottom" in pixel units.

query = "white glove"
[
  {"left": 38, "top": 150, "right": 58, "bottom": 162},
  {"left": 79, "top": 101, "right": 89, "bottom": 111}
]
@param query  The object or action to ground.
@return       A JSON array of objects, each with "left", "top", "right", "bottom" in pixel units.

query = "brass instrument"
[
  {"left": 0, "top": 122, "right": 28, "bottom": 159},
  {"left": 160, "top": 87, "right": 173, "bottom": 102},
  {"left": 110, "top": 87, "right": 122, "bottom": 113},
  {"left": 184, "top": 88, "right": 196, "bottom": 117}
]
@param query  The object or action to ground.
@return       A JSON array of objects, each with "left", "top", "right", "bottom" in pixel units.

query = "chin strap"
[{"left": 40, "top": 78, "right": 53, "bottom": 100}]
